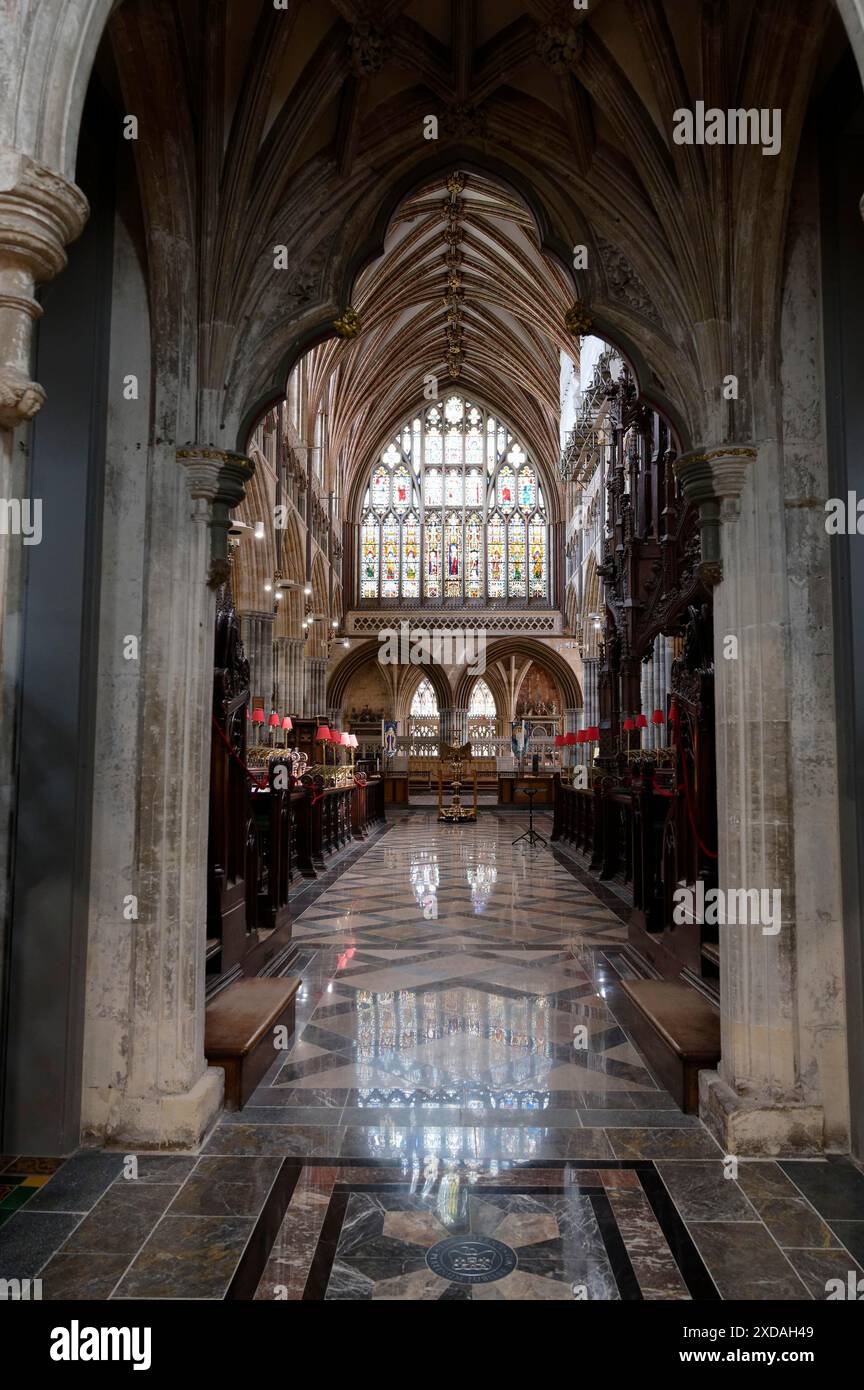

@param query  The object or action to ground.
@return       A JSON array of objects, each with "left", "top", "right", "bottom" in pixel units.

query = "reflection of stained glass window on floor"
[{"left": 357, "top": 394, "right": 548, "bottom": 603}]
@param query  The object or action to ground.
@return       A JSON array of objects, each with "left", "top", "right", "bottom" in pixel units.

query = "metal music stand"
[{"left": 512, "top": 785, "right": 547, "bottom": 847}]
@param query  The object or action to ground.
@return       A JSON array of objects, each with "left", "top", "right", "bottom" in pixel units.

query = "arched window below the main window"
[
  {"left": 408, "top": 677, "right": 439, "bottom": 757},
  {"left": 468, "top": 678, "right": 498, "bottom": 755}
]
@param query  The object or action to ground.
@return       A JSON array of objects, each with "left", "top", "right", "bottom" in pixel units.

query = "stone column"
[
  {"left": 240, "top": 610, "right": 274, "bottom": 725},
  {"left": 0, "top": 151, "right": 88, "bottom": 945},
  {"left": 274, "top": 636, "right": 305, "bottom": 716},
  {"left": 0, "top": 157, "right": 88, "bottom": 834},
  {"left": 677, "top": 445, "right": 832, "bottom": 1154},
  {"left": 83, "top": 449, "right": 252, "bottom": 1147},
  {"left": 564, "top": 706, "right": 580, "bottom": 765},
  {"left": 640, "top": 651, "right": 653, "bottom": 750},
  {"left": 305, "top": 657, "right": 327, "bottom": 719}
]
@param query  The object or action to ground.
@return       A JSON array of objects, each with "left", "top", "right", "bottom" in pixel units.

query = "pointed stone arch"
[{"left": 453, "top": 638, "right": 581, "bottom": 714}]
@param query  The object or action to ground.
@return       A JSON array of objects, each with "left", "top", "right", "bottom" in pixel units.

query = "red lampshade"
[
  {"left": 349, "top": 734, "right": 358, "bottom": 748},
  {"left": 636, "top": 714, "right": 648, "bottom": 729},
  {"left": 252, "top": 708, "right": 265, "bottom": 724},
  {"left": 575, "top": 730, "right": 586, "bottom": 744},
  {"left": 315, "top": 725, "right": 330, "bottom": 742},
  {"left": 565, "top": 732, "right": 578, "bottom": 746},
  {"left": 591, "top": 726, "right": 600, "bottom": 741},
  {"left": 341, "top": 732, "right": 351, "bottom": 746},
  {"left": 329, "top": 728, "right": 343, "bottom": 743},
  {"left": 282, "top": 716, "right": 292, "bottom": 731},
  {"left": 668, "top": 704, "right": 679, "bottom": 723},
  {"left": 623, "top": 718, "right": 635, "bottom": 732},
  {"left": 652, "top": 709, "right": 665, "bottom": 725},
  {"left": 555, "top": 734, "right": 566, "bottom": 748},
  {"left": 268, "top": 711, "right": 280, "bottom": 728}
]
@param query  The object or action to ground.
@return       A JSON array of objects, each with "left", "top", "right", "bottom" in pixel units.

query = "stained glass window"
[
  {"left": 424, "top": 468, "right": 442, "bottom": 508},
  {"left": 392, "top": 465, "right": 411, "bottom": 512},
  {"left": 466, "top": 433, "right": 484, "bottom": 468},
  {"left": 358, "top": 394, "right": 549, "bottom": 603},
  {"left": 371, "top": 466, "right": 390, "bottom": 511},
  {"left": 528, "top": 516, "right": 546, "bottom": 598},
  {"left": 425, "top": 432, "right": 443, "bottom": 466},
  {"left": 444, "top": 511, "right": 462, "bottom": 597},
  {"left": 487, "top": 512, "right": 505, "bottom": 598},
  {"left": 361, "top": 514, "right": 379, "bottom": 599},
  {"left": 518, "top": 466, "right": 537, "bottom": 511},
  {"left": 466, "top": 513, "right": 483, "bottom": 599},
  {"left": 425, "top": 519, "right": 442, "bottom": 598},
  {"left": 497, "top": 466, "right": 515, "bottom": 511},
  {"left": 508, "top": 513, "right": 526, "bottom": 597},
  {"left": 402, "top": 514, "right": 420, "bottom": 598},
  {"left": 381, "top": 514, "right": 400, "bottom": 597}
]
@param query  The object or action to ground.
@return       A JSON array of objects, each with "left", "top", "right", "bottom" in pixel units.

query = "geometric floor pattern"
[
  {"left": 246, "top": 813, "right": 864, "bottom": 1301},
  {"left": 3, "top": 810, "right": 864, "bottom": 1300}
]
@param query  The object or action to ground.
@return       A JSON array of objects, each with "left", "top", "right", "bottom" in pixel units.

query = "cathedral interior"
[{"left": 1, "top": 0, "right": 864, "bottom": 1336}]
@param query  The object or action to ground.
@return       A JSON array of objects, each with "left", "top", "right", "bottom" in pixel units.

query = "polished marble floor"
[{"left": 3, "top": 810, "right": 864, "bottom": 1300}]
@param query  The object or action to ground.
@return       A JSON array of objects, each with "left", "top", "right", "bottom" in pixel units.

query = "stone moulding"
[
  {"left": 0, "top": 148, "right": 89, "bottom": 429},
  {"left": 673, "top": 446, "right": 757, "bottom": 579},
  {"left": 177, "top": 446, "right": 255, "bottom": 588},
  {"left": 347, "top": 610, "right": 562, "bottom": 635}
]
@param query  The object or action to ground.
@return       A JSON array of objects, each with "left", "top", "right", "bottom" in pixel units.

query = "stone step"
[
  {"left": 617, "top": 978, "right": 720, "bottom": 1114},
  {"left": 205, "top": 976, "right": 301, "bottom": 1110}
]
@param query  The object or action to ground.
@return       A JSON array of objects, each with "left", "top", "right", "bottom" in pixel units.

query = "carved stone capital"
[
  {"left": 674, "top": 446, "right": 757, "bottom": 579},
  {"left": 177, "top": 446, "right": 225, "bottom": 501},
  {"left": 0, "top": 149, "right": 89, "bottom": 279},
  {"left": 0, "top": 149, "right": 89, "bottom": 430},
  {"left": 178, "top": 447, "right": 255, "bottom": 587}
]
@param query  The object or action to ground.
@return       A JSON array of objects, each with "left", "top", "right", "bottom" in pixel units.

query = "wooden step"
[
  {"left": 617, "top": 979, "right": 720, "bottom": 1114},
  {"left": 205, "top": 976, "right": 301, "bottom": 1110}
]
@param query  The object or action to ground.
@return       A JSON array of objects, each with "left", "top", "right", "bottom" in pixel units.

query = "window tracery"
[{"left": 359, "top": 395, "right": 549, "bottom": 604}]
